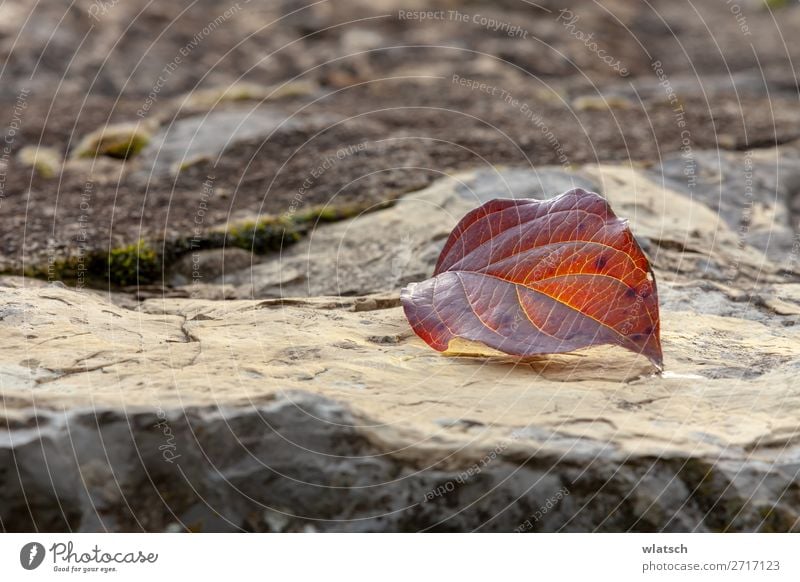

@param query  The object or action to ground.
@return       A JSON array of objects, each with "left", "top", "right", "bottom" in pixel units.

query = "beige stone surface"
[{"left": 2, "top": 284, "right": 798, "bottom": 462}]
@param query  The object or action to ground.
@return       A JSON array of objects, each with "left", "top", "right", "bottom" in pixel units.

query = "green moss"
[
  {"left": 225, "top": 216, "right": 300, "bottom": 254},
  {"left": 20, "top": 240, "right": 161, "bottom": 288},
  {"left": 210, "top": 201, "right": 394, "bottom": 255},
  {"left": 294, "top": 201, "right": 394, "bottom": 224},
  {"left": 184, "top": 81, "right": 317, "bottom": 110},
  {"left": 573, "top": 95, "right": 632, "bottom": 111},
  {"left": 175, "top": 155, "right": 210, "bottom": 173},
  {"left": 18, "top": 199, "right": 397, "bottom": 289},
  {"left": 105, "top": 240, "right": 160, "bottom": 286}
]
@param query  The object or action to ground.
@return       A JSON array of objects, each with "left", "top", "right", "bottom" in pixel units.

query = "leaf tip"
[{"left": 644, "top": 347, "right": 664, "bottom": 373}]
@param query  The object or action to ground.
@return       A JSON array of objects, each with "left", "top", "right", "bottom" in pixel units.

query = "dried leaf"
[{"left": 401, "top": 189, "right": 663, "bottom": 369}]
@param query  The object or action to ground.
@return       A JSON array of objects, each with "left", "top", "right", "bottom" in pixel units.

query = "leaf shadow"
[{"left": 441, "top": 344, "right": 657, "bottom": 383}]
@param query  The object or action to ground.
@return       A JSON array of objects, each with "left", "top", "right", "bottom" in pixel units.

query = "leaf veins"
[{"left": 400, "top": 189, "right": 663, "bottom": 369}]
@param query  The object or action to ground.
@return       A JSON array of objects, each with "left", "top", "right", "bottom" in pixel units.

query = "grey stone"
[
  {"left": 222, "top": 157, "right": 799, "bottom": 299},
  {"left": 137, "top": 108, "right": 340, "bottom": 177},
  {"left": 650, "top": 147, "right": 800, "bottom": 264}
]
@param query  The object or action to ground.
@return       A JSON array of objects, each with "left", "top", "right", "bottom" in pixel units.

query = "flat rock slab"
[{"left": 2, "top": 284, "right": 799, "bottom": 531}]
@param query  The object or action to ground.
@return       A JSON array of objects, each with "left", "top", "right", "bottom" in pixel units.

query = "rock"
[
  {"left": 5, "top": 132, "right": 800, "bottom": 533},
  {"left": 72, "top": 122, "right": 153, "bottom": 160},
  {"left": 219, "top": 168, "right": 602, "bottom": 297},
  {"left": 454, "top": 167, "right": 599, "bottom": 205},
  {"left": 1, "top": 283, "right": 799, "bottom": 531},
  {"left": 136, "top": 108, "right": 339, "bottom": 177},
  {"left": 4, "top": 0, "right": 800, "bottom": 535},
  {"left": 221, "top": 154, "right": 797, "bottom": 299},
  {"left": 179, "top": 80, "right": 318, "bottom": 111},
  {"left": 16, "top": 146, "right": 61, "bottom": 177},
  {"left": 652, "top": 147, "right": 800, "bottom": 265},
  {"left": 167, "top": 247, "right": 255, "bottom": 287},
  {"left": 572, "top": 95, "right": 634, "bottom": 111}
]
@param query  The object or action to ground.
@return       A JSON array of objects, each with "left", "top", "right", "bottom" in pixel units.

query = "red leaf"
[{"left": 400, "top": 189, "right": 663, "bottom": 369}]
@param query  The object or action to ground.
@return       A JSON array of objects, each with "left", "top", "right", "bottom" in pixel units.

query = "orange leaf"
[{"left": 400, "top": 189, "right": 663, "bottom": 369}]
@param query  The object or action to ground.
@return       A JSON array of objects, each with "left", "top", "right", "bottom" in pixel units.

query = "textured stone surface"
[
  {"left": 3, "top": 149, "right": 800, "bottom": 532},
  {"left": 1, "top": 276, "right": 799, "bottom": 531},
  {"left": 136, "top": 109, "right": 338, "bottom": 177},
  {"left": 653, "top": 147, "right": 800, "bottom": 264},
  {"left": 3, "top": 0, "right": 800, "bottom": 534},
  {"left": 218, "top": 152, "right": 798, "bottom": 299}
]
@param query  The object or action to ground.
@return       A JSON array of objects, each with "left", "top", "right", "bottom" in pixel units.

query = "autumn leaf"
[{"left": 400, "top": 189, "right": 663, "bottom": 369}]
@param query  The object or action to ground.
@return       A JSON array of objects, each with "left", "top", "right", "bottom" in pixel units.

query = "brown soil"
[{"left": 1, "top": 0, "right": 799, "bottom": 283}]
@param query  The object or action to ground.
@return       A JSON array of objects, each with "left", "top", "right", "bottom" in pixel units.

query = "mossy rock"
[
  {"left": 183, "top": 80, "right": 317, "bottom": 110},
  {"left": 225, "top": 216, "right": 301, "bottom": 255},
  {"left": 104, "top": 240, "right": 160, "bottom": 286},
  {"left": 757, "top": 503, "right": 799, "bottom": 532},
  {"left": 73, "top": 123, "right": 151, "bottom": 160},
  {"left": 22, "top": 240, "right": 161, "bottom": 288},
  {"left": 200, "top": 201, "right": 394, "bottom": 256},
  {"left": 15, "top": 201, "right": 396, "bottom": 289},
  {"left": 677, "top": 459, "right": 747, "bottom": 531}
]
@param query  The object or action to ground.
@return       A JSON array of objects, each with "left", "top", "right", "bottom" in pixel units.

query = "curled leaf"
[{"left": 401, "top": 189, "right": 663, "bottom": 369}]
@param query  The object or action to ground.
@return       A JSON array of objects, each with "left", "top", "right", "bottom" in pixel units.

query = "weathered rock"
[
  {"left": 168, "top": 247, "right": 256, "bottom": 287},
  {"left": 136, "top": 109, "right": 340, "bottom": 177},
  {"left": 221, "top": 154, "right": 799, "bottom": 299},
  {"left": 5, "top": 145, "right": 800, "bottom": 531},
  {"left": 3, "top": 0, "right": 800, "bottom": 535},
  {"left": 178, "top": 80, "right": 319, "bottom": 112},
  {"left": 1, "top": 282, "right": 799, "bottom": 531},
  {"left": 73, "top": 122, "right": 154, "bottom": 160},
  {"left": 16, "top": 145, "right": 61, "bottom": 178},
  {"left": 652, "top": 147, "right": 800, "bottom": 264}
]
